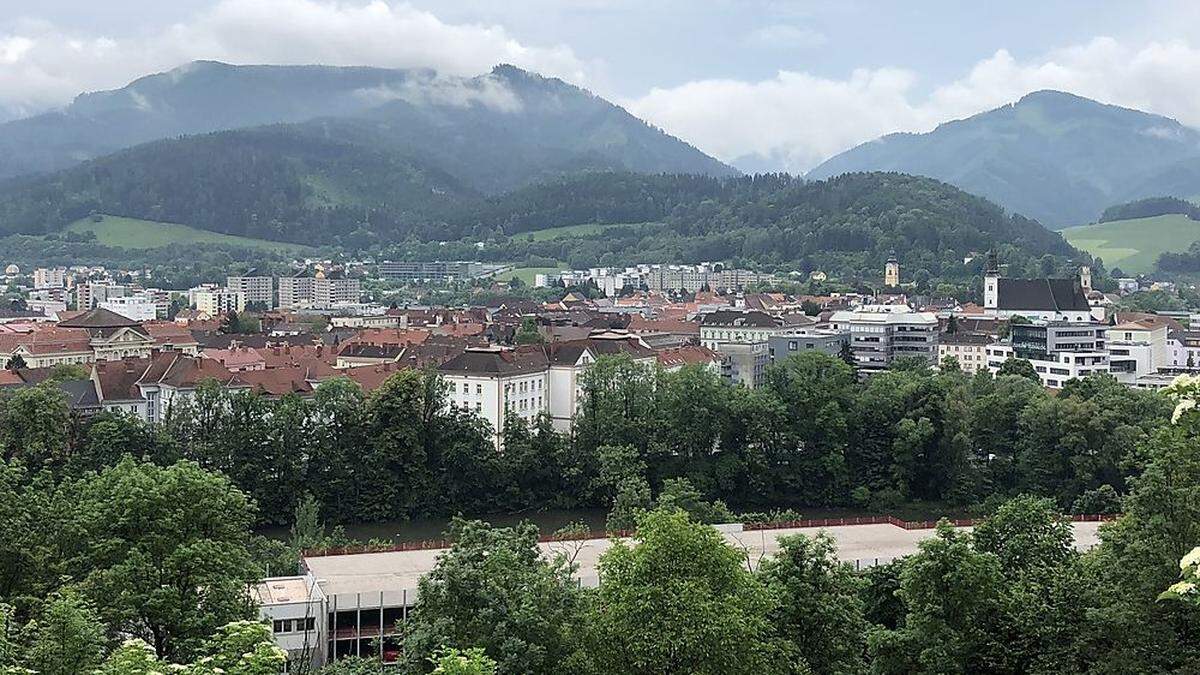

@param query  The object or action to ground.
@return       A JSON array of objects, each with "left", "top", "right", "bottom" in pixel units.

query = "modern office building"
[
  {"left": 828, "top": 305, "right": 939, "bottom": 373},
  {"left": 767, "top": 328, "right": 850, "bottom": 363},
  {"left": 986, "top": 321, "right": 1109, "bottom": 388}
]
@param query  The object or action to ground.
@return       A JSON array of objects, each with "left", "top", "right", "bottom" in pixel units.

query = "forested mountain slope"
[
  {"left": 808, "top": 91, "right": 1200, "bottom": 228},
  {"left": 0, "top": 61, "right": 735, "bottom": 187}
]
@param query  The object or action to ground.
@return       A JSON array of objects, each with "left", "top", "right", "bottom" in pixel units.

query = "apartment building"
[
  {"left": 279, "top": 272, "right": 361, "bottom": 310},
  {"left": 99, "top": 295, "right": 158, "bottom": 322},
  {"left": 438, "top": 345, "right": 550, "bottom": 444},
  {"left": 379, "top": 261, "right": 484, "bottom": 283},
  {"left": 227, "top": 274, "right": 275, "bottom": 308},
  {"left": 33, "top": 267, "right": 67, "bottom": 289},
  {"left": 699, "top": 310, "right": 787, "bottom": 350},
  {"left": 437, "top": 332, "right": 656, "bottom": 444},
  {"left": 937, "top": 332, "right": 992, "bottom": 374},
  {"left": 191, "top": 286, "right": 245, "bottom": 316}
]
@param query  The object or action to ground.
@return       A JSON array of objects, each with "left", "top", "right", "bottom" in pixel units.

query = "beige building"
[{"left": 937, "top": 332, "right": 991, "bottom": 374}]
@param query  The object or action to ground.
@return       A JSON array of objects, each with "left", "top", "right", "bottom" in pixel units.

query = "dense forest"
[
  {"left": 0, "top": 143, "right": 1090, "bottom": 286},
  {"left": 0, "top": 353, "right": 1198, "bottom": 673},
  {"left": 1099, "top": 195, "right": 1200, "bottom": 222}
]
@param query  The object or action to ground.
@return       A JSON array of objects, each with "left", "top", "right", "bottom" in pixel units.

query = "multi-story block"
[
  {"left": 379, "top": 261, "right": 483, "bottom": 283},
  {"left": 227, "top": 273, "right": 275, "bottom": 308},
  {"left": 191, "top": 286, "right": 245, "bottom": 316},
  {"left": 720, "top": 342, "right": 770, "bottom": 388},
  {"left": 33, "top": 267, "right": 67, "bottom": 289},
  {"left": 767, "top": 329, "right": 850, "bottom": 363},
  {"left": 986, "top": 321, "right": 1109, "bottom": 389},
  {"left": 937, "top": 332, "right": 992, "bottom": 374},
  {"left": 438, "top": 346, "right": 550, "bottom": 446},
  {"left": 829, "top": 305, "right": 939, "bottom": 373},
  {"left": 279, "top": 271, "right": 361, "bottom": 310},
  {"left": 699, "top": 310, "right": 787, "bottom": 350}
]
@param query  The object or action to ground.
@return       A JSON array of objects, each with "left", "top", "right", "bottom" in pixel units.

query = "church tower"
[
  {"left": 984, "top": 250, "right": 1000, "bottom": 309},
  {"left": 1079, "top": 265, "right": 1092, "bottom": 293},
  {"left": 884, "top": 252, "right": 900, "bottom": 288}
]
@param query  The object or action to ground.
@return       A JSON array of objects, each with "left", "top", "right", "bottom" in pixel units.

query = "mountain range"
[
  {"left": 0, "top": 61, "right": 735, "bottom": 190},
  {"left": 807, "top": 90, "right": 1200, "bottom": 228}
]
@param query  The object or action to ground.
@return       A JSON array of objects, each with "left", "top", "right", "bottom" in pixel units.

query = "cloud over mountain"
[{"left": 0, "top": 0, "right": 586, "bottom": 121}]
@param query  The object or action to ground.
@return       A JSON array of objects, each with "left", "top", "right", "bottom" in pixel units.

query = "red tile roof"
[{"left": 656, "top": 345, "right": 720, "bottom": 369}]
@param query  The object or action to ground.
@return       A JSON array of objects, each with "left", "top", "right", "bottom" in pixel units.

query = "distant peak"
[
  {"left": 1016, "top": 89, "right": 1087, "bottom": 104},
  {"left": 491, "top": 63, "right": 532, "bottom": 78}
]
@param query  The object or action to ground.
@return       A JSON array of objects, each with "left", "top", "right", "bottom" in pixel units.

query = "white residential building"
[
  {"left": 76, "top": 282, "right": 128, "bottom": 310},
  {"left": 699, "top": 310, "right": 787, "bottom": 350},
  {"left": 438, "top": 332, "right": 657, "bottom": 443},
  {"left": 190, "top": 286, "right": 245, "bottom": 316},
  {"left": 99, "top": 296, "right": 158, "bottom": 322},
  {"left": 829, "top": 305, "right": 939, "bottom": 373},
  {"left": 227, "top": 274, "right": 275, "bottom": 308},
  {"left": 937, "top": 332, "right": 992, "bottom": 374},
  {"left": 279, "top": 272, "right": 361, "bottom": 310},
  {"left": 33, "top": 267, "right": 67, "bottom": 289},
  {"left": 438, "top": 346, "right": 550, "bottom": 446}
]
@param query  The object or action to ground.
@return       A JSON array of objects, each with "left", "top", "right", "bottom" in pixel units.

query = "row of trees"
[{"left": 0, "top": 352, "right": 1169, "bottom": 528}]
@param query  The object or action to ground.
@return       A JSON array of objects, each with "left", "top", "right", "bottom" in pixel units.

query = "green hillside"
[
  {"left": 66, "top": 215, "right": 310, "bottom": 254},
  {"left": 523, "top": 222, "right": 653, "bottom": 241},
  {"left": 1062, "top": 214, "right": 1200, "bottom": 273},
  {"left": 808, "top": 90, "right": 1200, "bottom": 227}
]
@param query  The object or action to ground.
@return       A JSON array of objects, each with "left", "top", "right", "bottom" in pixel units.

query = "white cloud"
[
  {"left": 746, "top": 24, "right": 827, "bottom": 49},
  {"left": 627, "top": 36, "right": 1200, "bottom": 173},
  {"left": 354, "top": 72, "right": 524, "bottom": 112},
  {"left": 0, "top": 0, "right": 586, "bottom": 121}
]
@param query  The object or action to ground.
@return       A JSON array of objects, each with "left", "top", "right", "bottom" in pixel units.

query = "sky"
[{"left": 4, "top": 0, "right": 1200, "bottom": 172}]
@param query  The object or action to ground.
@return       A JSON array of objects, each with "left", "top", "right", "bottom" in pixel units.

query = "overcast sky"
[{"left": 4, "top": 0, "right": 1200, "bottom": 172}]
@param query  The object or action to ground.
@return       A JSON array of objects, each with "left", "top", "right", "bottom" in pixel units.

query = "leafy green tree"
[
  {"left": 760, "top": 532, "right": 867, "bottom": 675},
  {"left": 973, "top": 495, "right": 1072, "bottom": 578},
  {"left": 404, "top": 519, "right": 584, "bottom": 674},
  {"left": 96, "top": 639, "right": 163, "bottom": 674},
  {"left": 575, "top": 355, "right": 659, "bottom": 458},
  {"left": 1079, "top": 421, "right": 1200, "bottom": 671},
  {"left": 654, "top": 477, "right": 733, "bottom": 525},
  {"left": 0, "top": 384, "right": 71, "bottom": 466},
  {"left": 869, "top": 523, "right": 1007, "bottom": 673},
  {"left": 996, "top": 358, "right": 1040, "bottom": 383},
  {"left": 581, "top": 508, "right": 789, "bottom": 674},
  {"left": 513, "top": 317, "right": 543, "bottom": 345},
  {"left": 430, "top": 646, "right": 497, "bottom": 675},
  {"left": 56, "top": 458, "right": 258, "bottom": 660},
  {"left": 181, "top": 620, "right": 286, "bottom": 675},
  {"left": 1071, "top": 485, "right": 1122, "bottom": 514},
  {"left": 3, "top": 355, "right": 25, "bottom": 371},
  {"left": 19, "top": 588, "right": 105, "bottom": 675},
  {"left": 606, "top": 475, "right": 651, "bottom": 532}
]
